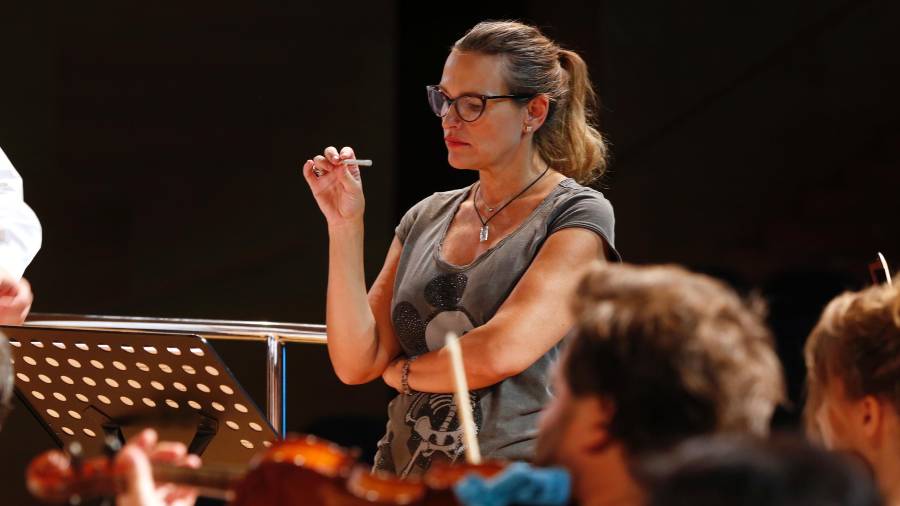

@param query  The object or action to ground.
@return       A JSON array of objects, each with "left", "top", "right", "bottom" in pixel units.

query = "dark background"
[{"left": 2, "top": 0, "right": 899, "bottom": 503}]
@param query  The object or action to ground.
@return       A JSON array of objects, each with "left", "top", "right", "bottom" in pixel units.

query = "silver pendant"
[{"left": 479, "top": 225, "right": 489, "bottom": 242}]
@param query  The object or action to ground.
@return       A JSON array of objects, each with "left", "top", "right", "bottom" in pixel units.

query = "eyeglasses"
[{"left": 426, "top": 85, "right": 535, "bottom": 122}]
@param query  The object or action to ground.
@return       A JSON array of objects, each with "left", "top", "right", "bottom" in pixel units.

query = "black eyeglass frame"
[{"left": 426, "top": 85, "right": 536, "bottom": 123}]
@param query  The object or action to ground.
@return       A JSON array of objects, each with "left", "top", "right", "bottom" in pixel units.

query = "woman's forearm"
[
  {"left": 325, "top": 219, "right": 382, "bottom": 384},
  {"left": 396, "top": 328, "right": 520, "bottom": 393}
]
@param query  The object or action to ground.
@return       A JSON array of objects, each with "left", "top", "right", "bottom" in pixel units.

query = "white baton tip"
[{"left": 341, "top": 159, "right": 373, "bottom": 167}]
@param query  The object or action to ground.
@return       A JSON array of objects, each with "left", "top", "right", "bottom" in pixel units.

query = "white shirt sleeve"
[{"left": 0, "top": 146, "right": 42, "bottom": 279}]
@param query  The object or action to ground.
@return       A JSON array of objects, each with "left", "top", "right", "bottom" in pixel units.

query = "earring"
[{"left": 525, "top": 125, "right": 533, "bottom": 133}]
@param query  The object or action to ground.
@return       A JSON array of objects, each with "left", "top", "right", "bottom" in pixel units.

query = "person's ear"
[
  {"left": 583, "top": 396, "right": 616, "bottom": 453},
  {"left": 859, "top": 395, "right": 883, "bottom": 440},
  {"left": 523, "top": 94, "right": 550, "bottom": 133}
]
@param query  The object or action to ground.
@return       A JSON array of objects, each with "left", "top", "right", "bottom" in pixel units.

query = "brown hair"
[
  {"left": 804, "top": 278, "right": 900, "bottom": 422},
  {"left": 566, "top": 263, "right": 785, "bottom": 456},
  {"left": 644, "top": 435, "right": 882, "bottom": 506},
  {"left": 454, "top": 21, "right": 608, "bottom": 184}
]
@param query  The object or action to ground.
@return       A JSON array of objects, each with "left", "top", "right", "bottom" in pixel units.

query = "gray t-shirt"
[{"left": 373, "top": 178, "right": 619, "bottom": 477}]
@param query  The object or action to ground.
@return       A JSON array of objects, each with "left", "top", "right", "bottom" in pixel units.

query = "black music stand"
[{"left": 3, "top": 325, "right": 278, "bottom": 466}]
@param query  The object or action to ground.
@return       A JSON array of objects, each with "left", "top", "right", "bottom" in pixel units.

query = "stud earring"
[{"left": 525, "top": 125, "right": 533, "bottom": 133}]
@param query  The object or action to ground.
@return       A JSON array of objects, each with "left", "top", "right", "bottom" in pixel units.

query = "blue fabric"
[{"left": 453, "top": 462, "right": 572, "bottom": 506}]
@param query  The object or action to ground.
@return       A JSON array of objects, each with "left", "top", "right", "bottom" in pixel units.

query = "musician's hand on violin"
[
  {"left": 382, "top": 357, "right": 404, "bottom": 393},
  {"left": 301, "top": 146, "right": 365, "bottom": 228},
  {"left": 0, "top": 269, "right": 32, "bottom": 324},
  {"left": 116, "top": 429, "right": 201, "bottom": 506}
]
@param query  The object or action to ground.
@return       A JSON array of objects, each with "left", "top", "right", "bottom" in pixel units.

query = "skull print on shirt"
[{"left": 380, "top": 272, "right": 484, "bottom": 477}]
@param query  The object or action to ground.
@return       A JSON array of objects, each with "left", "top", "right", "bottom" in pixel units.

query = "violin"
[
  {"left": 26, "top": 433, "right": 508, "bottom": 505},
  {"left": 27, "top": 332, "right": 559, "bottom": 505}
]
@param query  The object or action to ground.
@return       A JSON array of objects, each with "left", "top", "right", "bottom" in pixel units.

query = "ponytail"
[
  {"left": 455, "top": 21, "right": 609, "bottom": 184},
  {"left": 540, "top": 49, "right": 608, "bottom": 183}
]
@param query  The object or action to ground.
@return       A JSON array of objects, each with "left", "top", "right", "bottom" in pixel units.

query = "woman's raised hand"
[{"left": 301, "top": 146, "right": 365, "bottom": 227}]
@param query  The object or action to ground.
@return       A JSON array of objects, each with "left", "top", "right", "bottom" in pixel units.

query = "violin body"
[
  {"left": 231, "top": 436, "right": 439, "bottom": 506},
  {"left": 27, "top": 434, "right": 508, "bottom": 506}
]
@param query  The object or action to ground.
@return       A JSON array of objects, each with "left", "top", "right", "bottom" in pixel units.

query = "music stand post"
[
  {"left": 265, "top": 334, "right": 286, "bottom": 437},
  {"left": 4, "top": 325, "right": 279, "bottom": 466}
]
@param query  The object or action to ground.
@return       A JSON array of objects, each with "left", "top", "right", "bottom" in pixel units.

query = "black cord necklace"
[{"left": 473, "top": 166, "right": 551, "bottom": 242}]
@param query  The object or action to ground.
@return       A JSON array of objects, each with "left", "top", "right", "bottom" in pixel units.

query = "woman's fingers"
[
  {"left": 305, "top": 146, "right": 357, "bottom": 179},
  {"left": 301, "top": 159, "right": 318, "bottom": 183},
  {"left": 337, "top": 163, "right": 362, "bottom": 193},
  {"left": 303, "top": 159, "right": 340, "bottom": 196},
  {"left": 314, "top": 154, "right": 344, "bottom": 178},
  {"left": 301, "top": 146, "right": 364, "bottom": 221},
  {"left": 324, "top": 146, "right": 341, "bottom": 163},
  {"left": 339, "top": 146, "right": 362, "bottom": 178},
  {"left": 312, "top": 155, "right": 330, "bottom": 174}
]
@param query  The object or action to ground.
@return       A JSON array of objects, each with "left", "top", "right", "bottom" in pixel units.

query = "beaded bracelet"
[{"left": 401, "top": 355, "right": 418, "bottom": 396}]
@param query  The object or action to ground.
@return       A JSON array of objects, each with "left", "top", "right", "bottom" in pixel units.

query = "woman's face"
[{"left": 437, "top": 50, "right": 530, "bottom": 170}]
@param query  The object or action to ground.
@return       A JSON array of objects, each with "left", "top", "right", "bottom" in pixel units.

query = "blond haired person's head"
[{"left": 805, "top": 276, "right": 900, "bottom": 503}]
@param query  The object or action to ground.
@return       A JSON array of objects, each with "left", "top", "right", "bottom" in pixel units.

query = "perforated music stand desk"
[{"left": 3, "top": 325, "right": 278, "bottom": 466}]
